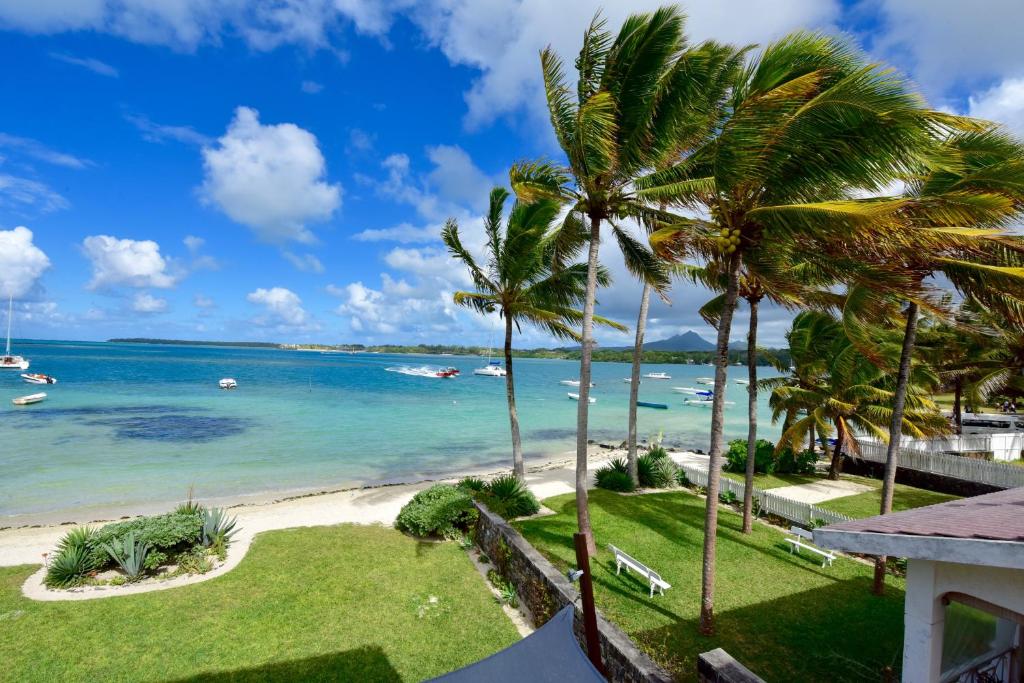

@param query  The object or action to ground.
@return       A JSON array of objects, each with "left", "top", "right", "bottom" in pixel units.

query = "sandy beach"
[{"left": 1, "top": 446, "right": 711, "bottom": 569}]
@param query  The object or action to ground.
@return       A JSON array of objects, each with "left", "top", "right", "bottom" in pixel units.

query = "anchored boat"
[
  {"left": 218, "top": 378, "right": 238, "bottom": 389},
  {"left": 21, "top": 373, "right": 57, "bottom": 385},
  {"left": 567, "top": 392, "right": 596, "bottom": 404},
  {"left": 636, "top": 401, "right": 668, "bottom": 410},
  {"left": 12, "top": 392, "right": 46, "bottom": 406},
  {"left": 473, "top": 361, "right": 506, "bottom": 377},
  {"left": 642, "top": 371, "right": 671, "bottom": 380}
]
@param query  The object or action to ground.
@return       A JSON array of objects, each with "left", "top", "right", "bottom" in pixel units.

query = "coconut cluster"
[{"left": 716, "top": 228, "right": 741, "bottom": 254}]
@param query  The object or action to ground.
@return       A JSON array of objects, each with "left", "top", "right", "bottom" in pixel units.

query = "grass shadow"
[{"left": 163, "top": 646, "right": 401, "bottom": 682}]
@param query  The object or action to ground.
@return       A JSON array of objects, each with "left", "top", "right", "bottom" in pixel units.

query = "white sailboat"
[
  {"left": 473, "top": 331, "right": 507, "bottom": 376},
  {"left": 1, "top": 296, "right": 29, "bottom": 370}
]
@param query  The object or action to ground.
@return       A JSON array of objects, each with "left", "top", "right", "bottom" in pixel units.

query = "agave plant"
[
  {"left": 201, "top": 507, "right": 239, "bottom": 549},
  {"left": 56, "top": 526, "right": 97, "bottom": 557},
  {"left": 102, "top": 531, "right": 150, "bottom": 581},
  {"left": 483, "top": 474, "right": 540, "bottom": 518},
  {"left": 44, "top": 546, "right": 93, "bottom": 588}
]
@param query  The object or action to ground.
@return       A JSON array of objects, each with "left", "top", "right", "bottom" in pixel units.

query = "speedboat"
[
  {"left": 560, "top": 379, "right": 594, "bottom": 387},
  {"left": 1, "top": 296, "right": 28, "bottom": 370},
  {"left": 568, "top": 392, "right": 596, "bottom": 404},
  {"left": 12, "top": 392, "right": 46, "bottom": 406},
  {"left": 673, "top": 386, "right": 710, "bottom": 395},
  {"left": 695, "top": 377, "right": 714, "bottom": 385},
  {"left": 642, "top": 372, "right": 671, "bottom": 380},
  {"left": 438, "top": 367, "right": 460, "bottom": 378},
  {"left": 218, "top": 378, "right": 238, "bottom": 389},
  {"left": 21, "top": 373, "right": 57, "bottom": 385},
  {"left": 474, "top": 361, "right": 506, "bottom": 377}
]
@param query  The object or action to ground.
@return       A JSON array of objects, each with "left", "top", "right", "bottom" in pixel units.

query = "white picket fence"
[
  {"left": 677, "top": 463, "right": 853, "bottom": 528},
  {"left": 853, "top": 440, "right": 1024, "bottom": 490}
]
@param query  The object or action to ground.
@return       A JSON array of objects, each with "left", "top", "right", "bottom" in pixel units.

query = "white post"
[{"left": 902, "top": 559, "right": 945, "bottom": 683}]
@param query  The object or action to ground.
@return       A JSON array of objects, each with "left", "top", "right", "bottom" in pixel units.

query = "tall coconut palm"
[
  {"left": 645, "top": 32, "right": 943, "bottom": 633},
  {"left": 511, "top": 7, "right": 741, "bottom": 552},
  {"left": 833, "top": 128, "right": 1024, "bottom": 594},
  {"left": 443, "top": 187, "right": 624, "bottom": 479},
  {"left": 769, "top": 311, "right": 947, "bottom": 460}
]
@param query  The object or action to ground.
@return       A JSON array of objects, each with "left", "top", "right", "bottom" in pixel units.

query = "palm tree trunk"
[
  {"left": 808, "top": 423, "right": 815, "bottom": 454},
  {"left": 503, "top": 313, "right": 524, "bottom": 479},
  {"left": 575, "top": 214, "right": 602, "bottom": 557},
  {"left": 953, "top": 378, "right": 963, "bottom": 435},
  {"left": 699, "top": 253, "right": 741, "bottom": 636},
  {"left": 873, "top": 301, "right": 919, "bottom": 596},
  {"left": 828, "top": 419, "right": 846, "bottom": 479},
  {"left": 819, "top": 428, "right": 832, "bottom": 468},
  {"left": 742, "top": 297, "right": 759, "bottom": 534},
  {"left": 627, "top": 283, "right": 652, "bottom": 486}
]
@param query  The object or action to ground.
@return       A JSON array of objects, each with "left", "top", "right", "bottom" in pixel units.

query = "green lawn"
[
  {"left": 818, "top": 482, "right": 959, "bottom": 518},
  {"left": 0, "top": 525, "right": 518, "bottom": 682},
  {"left": 517, "top": 490, "right": 906, "bottom": 682},
  {"left": 719, "top": 469, "right": 820, "bottom": 489}
]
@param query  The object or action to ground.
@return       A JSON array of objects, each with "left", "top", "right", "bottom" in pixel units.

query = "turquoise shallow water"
[{"left": 1, "top": 341, "right": 781, "bottom": 523}]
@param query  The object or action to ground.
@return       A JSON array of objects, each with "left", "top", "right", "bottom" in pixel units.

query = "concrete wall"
[
  {"left": 473, "top": 502, "right": 675, "bottom": 683},
  {"left": 903, "top": 559, "right": 1024, "bottom": 683}
]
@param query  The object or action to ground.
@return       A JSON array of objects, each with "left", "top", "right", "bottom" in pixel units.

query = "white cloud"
[
  {"left": 200, "top": 106, "right": 341, "bottom": 244},
  {"left": 49, "top": 51, "right": 118, "bottom": 77},
  {"left": 347, "top": 127, "right": 374, "bottom": 151},
  {"left": 283, "top": 251, "right": 325, "bottom": 273},
  {"left": 0, "top": 174, "right": 69, "bottom": 213},
  {"left": 132, "top": 292, "right": 168, "bottom": 313},
  {"left": 184, "top": 235, "right": 205, "bottom": 253},
  {"left": 365, "top": 145, "right": 492, "bottom": 221},
  {"left": 82, "top": 235, "right": 177, "bottom": 290},
  {"left": 406, "top": 0, "right": 840, "bottom": 130},
  {"left": 247, "top": 286, "right": 317, "bottom": 329},
  {"left": 968, "top": 77, "right": 1024, "bottom": 137},
  {"left": 869, "top": 0, "right": 1024, "bottom": 103},
  {"left": 301, "top": 80, "right": 324, "bottom": 94},
  {"left": 194, "top": 293, "right": 216, "bottom": 308},
  {"left": 125, "top": 113, "right": 212, "bottom": 146},
  {"left": 0, "top": 132, "right": 91, "bottom": 168},
  {"left": 384, "top": 246, "right": 469, "bottom": 283},
  {"left": 0, "top": 226, "right": 51, "bottom": 299},
  {"left": 352, "top": 221, "right": 441, "bottom": 243}
]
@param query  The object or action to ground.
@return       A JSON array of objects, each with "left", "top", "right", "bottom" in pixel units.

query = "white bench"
[
  {"left": 608, "top": 544, "right": 671, "bottom": 597},
  {"left": 784, "top": 527, "right": 836, "bottom": 568}
]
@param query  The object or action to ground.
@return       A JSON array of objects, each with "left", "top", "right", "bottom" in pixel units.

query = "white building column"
[{"left": 903, "top": 559, "right": 945, "bottom": 683}]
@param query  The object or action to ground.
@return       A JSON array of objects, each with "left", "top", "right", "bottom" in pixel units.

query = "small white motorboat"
[
  {"left": 12, "top": 392, "right": 46, "bottom": 406},
  {"left": 642, "top": 372, "right": 671, "bottom": 380},
  {"left": 560, "top": 379, "right": 594, "bottom": 387},
  {"left": 21, "top": 373, "right": 57, "bottom": 385},
  {"left": 622, "top": 378, "right": 640, "bottom": 384},
  {"left": 696, "top": 377, "right": 715, "bottom": 385},
  {"left": 218, "top": 378, "right": 238, "bottom": 389},
  {"left": 683, "top": 398, "right": 734, "bottom": 407},
  {"left": 568, "top": 392, "right": 596, "bottom": 404},
  {"left": 735, "top": 379, "right": 749, "bottom": 386}
]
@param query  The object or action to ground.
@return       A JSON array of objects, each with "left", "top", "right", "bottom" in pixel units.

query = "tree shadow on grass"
[
  {"left": 633, "top": 576, "right": 905, "bottom": 682},
  {"left": 162, "top": 646, "right": 401, "bottom": 682}
]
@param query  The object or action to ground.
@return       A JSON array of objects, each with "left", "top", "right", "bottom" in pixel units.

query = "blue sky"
[{"left": 1, "top": 0, "right": 1023, "bottom": 348}]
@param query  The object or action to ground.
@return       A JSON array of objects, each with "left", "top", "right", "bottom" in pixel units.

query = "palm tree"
[
  {"left": 645, "top": 32, "right": 941, "bottom": 633},
  {"left": 511, "top": 8, "right": 741, "bottom": 552},
  {"left": 626, "top": 280, "right": 653, "bottom": 486},
  {"left": 442, "top": 187, "right": 624, "bottom": 479},
  {"left": 769, "top": 311, "right": 947, "bottom": 463}
]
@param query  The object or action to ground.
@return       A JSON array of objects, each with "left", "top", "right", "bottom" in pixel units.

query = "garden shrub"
[
  {"left": 89, "top": 511, "right": 203, "bottom": 567},
  {"left": 719, "top": 490, "right": 738, "bottom": 505},
  {"left": 676, "top": 469, "right": 691, "bottom": 487},
  {"left": 201, "top": 508, "right": 238, "bottom": 549},
  {"left": 101, "top": 532, "right": 150, "bottom": 581},
  {"left": 638, "top": 451, "right": 677, "bottom": 488},
  {"left": 395, "top": 484, "right": 478, "bottom": 539},
  {"left": 481, "top": 474, "right": 540, "bottom": 519},
  {"left": 724, "top": 439, "right": 777, "bottom": 474},
  {"left": 775, "top": 447, "right": 818, "bottom": 475},
  {"left": 456, "top": 477, "right": 486, "bottom": 495},
  {"left": 595, "top": 459, "right": 635, "bottom": 492}
]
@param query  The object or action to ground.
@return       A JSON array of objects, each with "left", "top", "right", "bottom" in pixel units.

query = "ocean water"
[{"left": 1, "top": 341, "right": 782, "bottom": 523}]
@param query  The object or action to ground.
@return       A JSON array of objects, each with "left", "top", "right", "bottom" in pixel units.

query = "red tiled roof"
[{"left": 825, "top": 487, "right": 1024, "bottom": 542}]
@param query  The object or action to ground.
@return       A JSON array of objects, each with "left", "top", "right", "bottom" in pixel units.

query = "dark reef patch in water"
[{"left": 8, "top": 405, "right": 250, "bottom": 443}]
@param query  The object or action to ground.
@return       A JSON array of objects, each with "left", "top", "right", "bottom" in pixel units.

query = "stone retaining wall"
[
  {"left": 697, "top": 649, "right": 766, "bottom": 683},
  {"left": 473, "top": 502, "right": 673, "bottom": 683}
]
